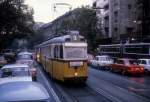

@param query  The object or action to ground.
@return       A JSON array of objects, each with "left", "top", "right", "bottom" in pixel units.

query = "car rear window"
[
  {"left": 128, "top": 60, "right": 138, "bottom": 65},
  {"left": 1, "top": 67, "right": 29, "bottom": 77},
  {"left": 18, "top": 54, "right": 33, "bottom": 60},
  {"left": 8, "top": 100, "right": 48, "bottom": 102}
]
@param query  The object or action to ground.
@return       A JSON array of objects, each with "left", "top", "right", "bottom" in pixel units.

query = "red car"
[{"left": 110, "top": 58, "right": 144, "bottom": 75}]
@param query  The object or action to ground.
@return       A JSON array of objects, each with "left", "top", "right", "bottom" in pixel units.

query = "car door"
[
  {"left": 143, "top": 60, "right": 149, "bottom": 71},
  {"left": 139, "top": 60, "right": 147, "bottom": 70},
  {"left": 94, "top": 57, "right": 99, "bottom": 66},
  {"left": 116, "top": 60, "right": 125, "bottom": 72}
]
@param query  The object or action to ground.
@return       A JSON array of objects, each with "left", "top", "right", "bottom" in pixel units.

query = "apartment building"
[{"left": 94, "top": 0, "right": 138, "bottom": 43}]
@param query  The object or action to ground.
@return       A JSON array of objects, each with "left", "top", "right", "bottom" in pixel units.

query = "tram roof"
[{"left": 36, "top": 34, "right": 85, "bottom": 47}]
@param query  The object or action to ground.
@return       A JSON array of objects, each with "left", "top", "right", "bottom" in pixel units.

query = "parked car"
[
  {"left": 110, "top": 58, "right": 144, "bottom": 75},
  {"left": 16, "top": 51, "right": 35, "bottom": 67},
  {"left": 2, "top": 49, "right": 16, "bottom": 63},
  {"left": 90, "top": 55, "right": 114, "bottom": 69},
  {"left": 138, "top": 59, "right": 150, "bottom": 73},
  {"left": 87, "top": 54, "right": 94, "bottom": 65},
  {"left": 1, "top": 64, "right": 37, "bottom": 81},
  {"left": 0, "top": 81, "right": 50, "bottom": 102},
  {"left": 0, "top": 55, "right": 7, "bottom": 68}
]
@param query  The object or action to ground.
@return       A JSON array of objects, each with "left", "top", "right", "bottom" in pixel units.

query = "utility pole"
[{"left": 53, "top": 3, "right": 72, "bottom": 35}]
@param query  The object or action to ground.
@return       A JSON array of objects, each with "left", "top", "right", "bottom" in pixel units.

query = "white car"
[
  {"left": 0, "top": 81, "right": 50, "bottom": 102},
  {"left": 138, "top": 59, "right": 150, "bottom": 72},
  {"left": 0, "top": 76, "right": 32, "bottom": 85},
  {"left": 16, "top": 51, "right": 35, "bottom": 67},
  {"left": 90, "top": 55, "right": 114, "bottom": 68},
  {"left": 1, "top": 64, "right": 37, "bottom": 81}
]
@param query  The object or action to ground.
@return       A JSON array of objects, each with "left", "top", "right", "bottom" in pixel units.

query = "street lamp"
[
  {"left": 133, "top": 20, "right": 142, "bottom": 42},
  {"left": 54, "top": 3, "right": 72, "bottom": 12},
  {"left": 53, "top": 3, "right": 72, "bottom": 35}
]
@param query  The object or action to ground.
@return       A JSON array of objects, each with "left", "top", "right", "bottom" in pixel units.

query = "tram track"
[
  {"left": 37, "top": 62, "right": 150, "bottom": 102},
  {"left": 37, "top": 62, "right": 113, "bottom": 102},
  {"left": 88, "top": 68, "right": 150, "bottom": 102},
  {"left": 53, "top": 82, "right": 112, "bottom": 102}
]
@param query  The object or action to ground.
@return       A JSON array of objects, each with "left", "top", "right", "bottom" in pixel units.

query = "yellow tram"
[{"left": 35, "top": 31, "right": 88, "bottom": 82}]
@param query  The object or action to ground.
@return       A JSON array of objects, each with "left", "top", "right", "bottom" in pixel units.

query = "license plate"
[{"left": 70, "top": 62, "right": 83, "bottom": 67}]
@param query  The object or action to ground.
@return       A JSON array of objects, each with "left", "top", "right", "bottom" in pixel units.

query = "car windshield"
[
  {"left": 127, "top": 60, "right": 138, "bottom": 65},
  {"left": 99, "top": 57, "right": 111, "bottom": 61},
  {"left": 18, "top": 54, "right": 33, "bottom": 60},
  {"left": 8, "top": 100, "right": 49, "bottom": 102},
  {"left": 148, "top": 60, "right": 150, "bottom": 65},
  {"left": 1, "top": 67, "right": 29, "bottom": 77}
]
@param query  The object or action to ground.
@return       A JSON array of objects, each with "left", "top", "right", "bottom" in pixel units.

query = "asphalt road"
[
  {"left": 35, "top": 63, "right": 150, "bottom": 102},
  {"left": 87, "top": 67, "right": 150, "bottom": 102}
]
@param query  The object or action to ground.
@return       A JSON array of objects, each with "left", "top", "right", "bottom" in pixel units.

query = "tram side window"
[
  {"left": 54, "top": 46, "right": 57, "bottom": 58},
  {"left": 60, "top": 45, "right": 63, "bottom": 58},
  {"left": 54, "top": 46, "right": 60, "bottom": 58}
]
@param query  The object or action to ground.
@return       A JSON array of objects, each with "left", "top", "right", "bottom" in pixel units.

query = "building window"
[
  {"left": 104, "top": 4, "right": 109, "bottom": 11},
  {"left": 128, "top": 4, "right": 132, "bottom": 10},
  {"left": 114, "top": 11, "right": 118, "bottom": 17},
  {"left": 126, "top": 27, "right": 133, "bottom": 35},
  {"left": 93, "top": 2, "right": 96, "bottom": 8},
  {"left": 114, "top": 11, "right": 118, "bottom": 22},
  {"left": 114, "top": 28, "right": 118, "bottom": 33}
]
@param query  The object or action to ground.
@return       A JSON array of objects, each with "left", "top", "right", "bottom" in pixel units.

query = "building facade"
[{"left": 94, "top": 0, "right": 138, "bottom": 43}]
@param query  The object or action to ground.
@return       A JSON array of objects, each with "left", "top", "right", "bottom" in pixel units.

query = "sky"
[{"left": 25, "top": 0, "right": 92, "bottom": 23}]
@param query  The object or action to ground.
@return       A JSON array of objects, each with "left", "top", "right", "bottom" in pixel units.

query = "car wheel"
[
  {"left": 110, "top": 68, "right": 114, "bottom": 72},
  {"left": 145, "top": 69, "right": 149, "bottom": 75},
  {"left": 32, "top": 76, "right": 37, "bottom": 81},
  {"left": 122, "top": 70, "right": 127, "bottom": 75}
]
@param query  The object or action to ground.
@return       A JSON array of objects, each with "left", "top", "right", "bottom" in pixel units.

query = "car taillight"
[
  {"left": 30, "top": 68, "right": 37, "bottom": 76},
  {"left": 140, "top": 67, "right": 144, "bottom": 70}
]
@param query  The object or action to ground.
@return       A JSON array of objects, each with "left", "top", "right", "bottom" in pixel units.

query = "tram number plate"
[{"left": 70, "top": 62, "right": 83, "bottom": 67}]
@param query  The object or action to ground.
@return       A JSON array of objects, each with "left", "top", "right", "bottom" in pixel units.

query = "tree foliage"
[
  {"left": 57, "top": 7, "right": 101, "bottom": 52},
  {"left": 0, "top": 0, "right": 34, "bottom": 49}
]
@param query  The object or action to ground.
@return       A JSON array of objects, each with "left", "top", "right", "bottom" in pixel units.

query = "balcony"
[
  {"left": 103, "top": 10, "right": 109, "bottom": 17},
  {"left": 102, "top": 0, "right": 109, "bottom": 6}
]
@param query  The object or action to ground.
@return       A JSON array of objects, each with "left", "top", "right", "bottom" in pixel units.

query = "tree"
[
  {"left": 0, "top": 0, "right": 34, "bottom": 50},
  {"left": 57, "top": 7, "right": 101, "bottom": 52}
]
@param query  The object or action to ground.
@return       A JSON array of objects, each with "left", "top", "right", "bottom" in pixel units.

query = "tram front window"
[{"left": 65, "top": 47, "right": 87, "bottom": 59}]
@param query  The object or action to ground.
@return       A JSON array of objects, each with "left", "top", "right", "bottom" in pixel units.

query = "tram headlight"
[
  {"left": 37, "top": 54, "right": 40, "bottom": 58},
  {"left": 75, "top": 72, "right": 78, "bottom": 76}
]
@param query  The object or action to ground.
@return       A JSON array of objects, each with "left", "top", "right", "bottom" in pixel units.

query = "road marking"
[{"left": 38, "top": 65, "right": 61, "bottom": 102}]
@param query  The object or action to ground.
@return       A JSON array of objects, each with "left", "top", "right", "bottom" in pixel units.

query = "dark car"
[
  {"left": 1, "top": 64, "right": 37, "bottom": 81},
  {"left": 0, "top": 55, "right": 7, "bottom": 68},
  {"left": 110, "top": 58, "right": 144, "bottom": 75}
]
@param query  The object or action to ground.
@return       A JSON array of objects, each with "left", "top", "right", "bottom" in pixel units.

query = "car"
[
  {"left": 87, "top": 54, "right": 94, "bottom": 65},
  {"left": 0, "top": 55, "right": 7, "bottom": 68},
  {"left": 90, "top": 55, "right": 114, "bottom": 69},
  {"left": 138, "top": 59, "right": 150, "bottom": 73},
  {"left": 1, "top": 64, "right": 37, "bottom": 81},
  {"left": 0, "top": 76, "right": 32, "bottom": 85},
  {"left": 110, "top": 58, "right": 144, "bottom": 75},
  {"left": 0, "top": 81, "right": 50, "bottom": 102},
  {"left": 16, "top": 51, "right": 35, "bottom": 67},
  {"left": 2, "top": 49, "right": 16, "bottom": 63}
]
